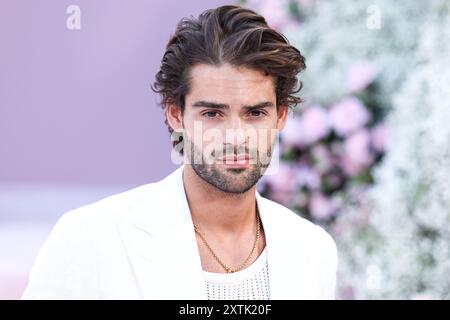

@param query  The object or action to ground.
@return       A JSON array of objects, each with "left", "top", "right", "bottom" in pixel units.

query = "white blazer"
[{"left": 22, "top": 165, "right": 338, "bottom": 300}]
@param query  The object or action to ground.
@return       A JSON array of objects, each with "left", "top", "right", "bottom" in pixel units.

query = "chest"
[{"left": 194, "top": 230, "right": 267, "bottom": 273}]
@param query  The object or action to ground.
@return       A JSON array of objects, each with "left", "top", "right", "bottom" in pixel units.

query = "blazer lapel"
[
  {"left": 117, "top": 165, "right": 207, "bottom": 299},
  {"left": 256, "top": 192, "right": 321, "bottom": 299}
]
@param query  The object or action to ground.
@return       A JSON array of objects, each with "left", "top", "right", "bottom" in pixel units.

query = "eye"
[
  {"left": 249, "top": 110, "right": 266, "bottom": 117},
  {"left": 202, "top": 111, "right": 220, "bottom": 119}
]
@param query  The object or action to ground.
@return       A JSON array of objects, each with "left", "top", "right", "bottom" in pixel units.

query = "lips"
[
  {"left": 221, "top": 154, "right": 250, "bottom": 162},
  {"left": 217, "top": 154, "right": 252, "bottom": 168}
]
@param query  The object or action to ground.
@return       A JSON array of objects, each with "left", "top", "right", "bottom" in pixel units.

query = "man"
[{"left": 22, "top": 5, "right": 337, "bottom": 300}]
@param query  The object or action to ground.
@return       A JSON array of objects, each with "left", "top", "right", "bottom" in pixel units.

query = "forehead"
[{"left": 186, "top": 63, "right": 276, "bottom": 105}]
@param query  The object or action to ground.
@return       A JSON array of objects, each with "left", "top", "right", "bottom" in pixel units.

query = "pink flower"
[
  {"left": 347, "top": 61, "right": 378, "bottom": 93},
  {"left": 255, "top": 0, "right": 291, "bottom": 30},
  {"left": 311, "top": 144, "right": 334, "bottom": 173},
  {"left": 370, "top": 123, "right": 388, "bottom": 153},
  {"left": 300, "top": 105, "right": 331, "bottom": 144},
  {"left": 309, "top": 192, "right": 336, "bottom": 220},
  {"left": 329, "top": 96, "right": 371, "bottom": 137},
  {"left": 281, "top": 105, "right": 330, "bottom": 148},
  {"left": 340, "top": 129, "right": 374, "bottom": 176},
  {"left": 281, "top": 116, "right": 305, "bottom": 148},
  {"left": 324, "top": 173, "right": 342, "bottom": 189},
  {"left": 262, "top": 163, "right": 302, "bottom": 205},
  {"left": 263, "top": 163, "right": 299, "bottom": 193},
  {"left": 269, "top": 190, "right": 293, "bottom": 205},
  {"left": 292, "top": 191, "right": 308, "bottom": 207},
  {"left": 296, "top": 164, "right": 321, "bottom": 190}
]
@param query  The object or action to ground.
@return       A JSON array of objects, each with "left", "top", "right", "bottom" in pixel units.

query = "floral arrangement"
[
  {"left": 333, "top": 5, "right": 450, "bottom": 299},
  {"left": 260, "top": 63, "right": 386, "bottom": 225},
  {"left": 241, "top": 0, "right": 392, "bottom": 226},
  {"left": 241, "top": 0, "right": 449, "bottom": 299}
]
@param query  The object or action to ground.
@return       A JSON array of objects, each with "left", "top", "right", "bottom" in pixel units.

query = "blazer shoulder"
[
  {"left": 47, "top": 168, "right": 178, "bottom": 239},
  {"left": 63, "top": 180, "right": 161, "bottom": 224},
  {"left": 22, "top": 180, "right": 166, "bottom": 299}
]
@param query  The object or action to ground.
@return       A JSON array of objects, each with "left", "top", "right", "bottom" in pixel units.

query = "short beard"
[{"left": 185, "top": 139, "right": 272, "bottom": 194}]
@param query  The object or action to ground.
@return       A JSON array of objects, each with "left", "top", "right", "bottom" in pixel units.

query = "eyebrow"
[{"left": 191, "top": 100, "right": 275, "bottom": 111}]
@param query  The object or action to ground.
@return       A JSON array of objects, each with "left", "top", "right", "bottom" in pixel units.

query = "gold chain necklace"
[{"left": 193, "top": 206, "right": 261, "bottom": 274}]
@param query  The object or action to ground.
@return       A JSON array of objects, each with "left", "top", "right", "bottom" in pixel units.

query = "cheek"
[
  {"left": 255, "top": 117, "right": 278, "bottom": 146},
  {"left": 182, "top": 114, "right": 205, "bottom": 139},
  {"left": 245, "top": 127, "right": 276, "bottom": 153}
]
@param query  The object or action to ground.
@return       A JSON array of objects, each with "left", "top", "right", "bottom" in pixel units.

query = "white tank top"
[{"left": 202, "top": 247, "right": 270, "bottom": 300}]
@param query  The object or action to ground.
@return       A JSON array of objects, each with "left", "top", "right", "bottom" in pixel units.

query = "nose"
[{"left": 226, "top": 116, "right": 248, "bottom": 147}]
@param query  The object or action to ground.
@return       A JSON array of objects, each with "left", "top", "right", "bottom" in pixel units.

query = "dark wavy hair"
[{"left": 151, "top": 4, "right": 306, "bottom": 154}]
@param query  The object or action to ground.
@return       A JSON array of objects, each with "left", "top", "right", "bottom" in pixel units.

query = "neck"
[{"left": 182, "top": 164, "right": 257, "bottom": 237}]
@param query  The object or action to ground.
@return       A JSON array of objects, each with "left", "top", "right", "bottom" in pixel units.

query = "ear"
[
  {"left": 276, "top": 105, "right": 289, "bottom": 131},
  {"left": 166, "top": 104, "right": 184, "bottom": 132}
]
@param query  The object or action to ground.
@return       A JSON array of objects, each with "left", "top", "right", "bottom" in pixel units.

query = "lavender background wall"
[
  {"left": 1, "top": 0, "right": 229, "bottom": 185},
  {"left": 0, "top": 0, "right": 229, "bottom": 299}
]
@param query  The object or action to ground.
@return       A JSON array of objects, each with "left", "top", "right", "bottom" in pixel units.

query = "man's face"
[{"left": 173, "top": 63, "right": 288, "bottom": 194}]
